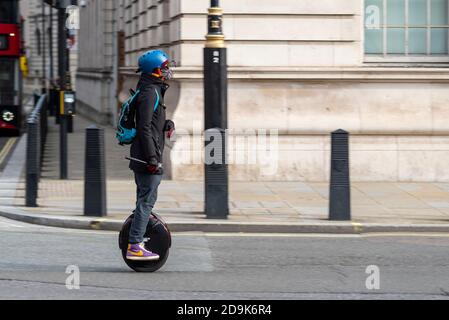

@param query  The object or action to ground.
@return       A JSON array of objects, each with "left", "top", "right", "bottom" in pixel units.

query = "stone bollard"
[{"left": 84, "top": 125, "right": 107, "bottom": 217}]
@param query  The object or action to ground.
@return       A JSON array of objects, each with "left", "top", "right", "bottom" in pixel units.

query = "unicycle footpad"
[{"left": 118, "top": 213, "right": 171, "bottom": 272}]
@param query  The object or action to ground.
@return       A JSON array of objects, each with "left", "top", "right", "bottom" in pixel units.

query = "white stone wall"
[
  {"left": 76, "top": 0, "right": 117, "bottom": 124},
  {"left": 121, "top": 0, "right": 362, "bottom": 67},
  {"left": 78, "top": 0, "right": 115, "bottom": 71},
  {"left": 116, "top": 0, "right": 449, "bottom": 182},
  {"left": 176, "top": 0, "right": 362, "bottom": 67},
  {"left": 22, "top": 1, "right": 77, "bottom": 95}
]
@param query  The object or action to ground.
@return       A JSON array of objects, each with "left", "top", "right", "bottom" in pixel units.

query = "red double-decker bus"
[{"left": 0, "top": 0, "right": 22, "bottom": 134}]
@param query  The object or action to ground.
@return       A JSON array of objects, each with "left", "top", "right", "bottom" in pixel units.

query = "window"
[
  {"left": 0, "top": 0, "right": 17, "bottom": 24},
  {"left": 365, "top": 0, "right": 449, "bottom": 62},
  {"left": 0, "top": 58, "right": 16, "bottom": 105},
  {"left": 0, "top": 34, "right": 8, "bottom": 50},
  {"left": 36, "top": 28, "right": 41, "bottom": 56}
]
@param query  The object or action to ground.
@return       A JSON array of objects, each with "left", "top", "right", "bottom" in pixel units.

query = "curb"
[{"left": 2, "top": 206, "right": 449, "bottom": 234}]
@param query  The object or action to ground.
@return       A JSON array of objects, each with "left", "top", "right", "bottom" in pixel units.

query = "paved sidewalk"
[{"left": 4, "top": 115, "right": 449, "bottom": 232}]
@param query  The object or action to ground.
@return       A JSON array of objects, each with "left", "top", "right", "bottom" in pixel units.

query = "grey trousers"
[{"left": 128, "top": 172, "right": 163, "bottom": 244}]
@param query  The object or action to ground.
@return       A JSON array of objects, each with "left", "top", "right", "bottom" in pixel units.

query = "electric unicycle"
[{"left": 118, "top": 212, "right": 171, "bottom": 272}]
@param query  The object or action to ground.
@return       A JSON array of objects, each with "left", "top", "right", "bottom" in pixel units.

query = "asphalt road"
[{"left": 0, "top": 216, "right": 448, "bottom": 300}]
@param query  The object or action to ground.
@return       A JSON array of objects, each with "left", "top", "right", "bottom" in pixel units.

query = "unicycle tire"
[{"left": 119, "top": 213, "right": 171, "bottom": 272}]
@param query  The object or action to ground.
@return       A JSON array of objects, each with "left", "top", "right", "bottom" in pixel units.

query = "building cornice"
[
  {"left": 77, "top": 68, "right": 114, "bottom": 80},
  {"left": 120, "top": 66, "right": 449, "bottom": 82}
]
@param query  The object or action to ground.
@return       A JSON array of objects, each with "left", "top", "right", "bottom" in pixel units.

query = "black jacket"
[{"left": 129, "top": 74, "right": 169, "bottom": 174}]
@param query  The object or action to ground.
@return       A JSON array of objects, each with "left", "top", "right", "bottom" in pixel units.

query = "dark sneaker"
[{"left": 126, "top": 243, "right": 160, "bottom": 261}]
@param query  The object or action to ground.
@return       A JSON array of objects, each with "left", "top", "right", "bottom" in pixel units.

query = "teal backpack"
[{"left": 116, "top": 89, "right": 140, "bottom": 145}]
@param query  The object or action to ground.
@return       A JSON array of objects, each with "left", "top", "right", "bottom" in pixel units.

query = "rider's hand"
[
  {"left": 164, "top": 120, "right": 175, "bottom": 139},
  {"left": 146, "top": 158, "right": 160, "bottom": 174},
  {"left": 147, "top": 165, "right": 159, "bottom": 174}
]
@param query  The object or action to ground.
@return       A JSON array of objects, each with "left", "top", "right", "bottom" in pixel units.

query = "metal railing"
[{"left": 26, "top": 93, "right": 48, "bottom": 207}]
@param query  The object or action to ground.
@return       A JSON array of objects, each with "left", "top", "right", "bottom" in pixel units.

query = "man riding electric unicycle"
[{"left": 117, "top": 50, "right": 175, "bottom": 272}]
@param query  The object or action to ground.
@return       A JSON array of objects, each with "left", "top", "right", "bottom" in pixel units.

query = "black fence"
[{"left": 25, "top": 93, "right": 48, "bottom": 207}]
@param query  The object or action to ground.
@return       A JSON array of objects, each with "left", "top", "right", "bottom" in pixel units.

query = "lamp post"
[
  {"left": 45, "top": 0, "right": 78, "bottom": 179},
  {"left": 41, "top": 0, "right": 46, "bottom": 94},
  {"left": 49, "top": 5, "right": 54, "bottom": 83},
  {"left": 47, "top": 2, "right": 58, "bottom": 117},
  {"left": 204, "top": 0, "right": 229, "bottom": 219}
]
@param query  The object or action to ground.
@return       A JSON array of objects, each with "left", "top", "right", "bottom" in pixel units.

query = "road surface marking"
[
  {"left": 362, "top": 232, "right": 449, "bottom": 238},
  {"left": 0, "top": 221, "right": 25, "bottom": 228},
  {"left": 173, "top": 232, "right": 449, "bottom": 239},
  {"left": 1, "top": 217, "right": 448, "bottom": 239},
  {"left": 0, "top": 138, "right": 16, "bottom": 166},
  {"left": 352, "top": 222, "right": 364, "bottom": 233},
  {"left": 173, "top": 232, "right": 361, "bottom": 238}
]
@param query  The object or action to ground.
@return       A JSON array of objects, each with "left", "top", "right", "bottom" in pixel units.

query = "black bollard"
[
  {"left": 59, "top": 114, "right": 68, "bottom": 179},
  {"left": 203, "top": 0, "right": 229, "bottom": 219},
  {"left": 84, "top": 125, "right": 107, "bottom": 217},
  {"left": 49, "top": 88, "right": 57, "bottom": 117},
  {"left": 33, "top": 92, "right": 40, "bottom": 106},
  {"left": 329, "top": 129, "right": 351, "bottom": 221},
  {"left": 204, "top": 128, "right": 229, "bottom": 219},
  {"left": 26, "top": 120, "right": 40, "bottom": 207},
  {"left": 55, "top": 90, "right": 61, "bottom": 124},
  {"left": 68, "top": 115, "right": 73, "bottom": 133}
]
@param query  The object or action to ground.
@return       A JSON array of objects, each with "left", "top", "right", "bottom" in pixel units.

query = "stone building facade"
[
  {"left": 76, "top": 0, "right": 449, "bottom": 182},
  {"left": 76, "top": 0, "right": 118, "bottom": 124},
  {"left": 21, "top": 0, "right": 78, "bottom": 96}
]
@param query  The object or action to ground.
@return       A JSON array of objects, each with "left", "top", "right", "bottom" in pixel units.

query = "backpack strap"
[
  {"left": 153, "top": 88, "right": 160, "bottom": 112},
  {"left": 131, "top": 89, "right": 140, "bottom": 102}
]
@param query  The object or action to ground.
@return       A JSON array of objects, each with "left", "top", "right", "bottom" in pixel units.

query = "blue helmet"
[{"left": 137, "top": 50, "right": 170, "bottom": 74}]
